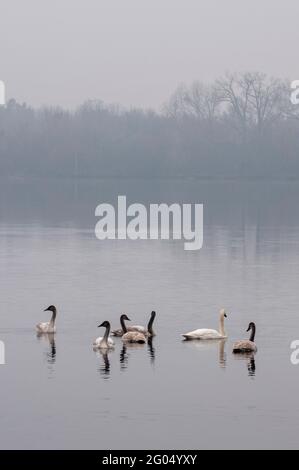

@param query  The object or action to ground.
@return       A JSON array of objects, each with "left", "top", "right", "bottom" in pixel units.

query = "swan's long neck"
[
  {"left": 219, "top": 314, "right": 226, "bottom": 337},
  {"left": 104, "top": 323, "right": 111, "bottom": 341},
  {"left": 249, "top": 324, "right": 256, "bottom": 342},
  {"left": 120, "top": 317, "right": 127, "bottom": 333},
  {"left": 147, "top": 313, "right": 155, "bottom": 335},
  {"left": 101, "top": 323, "right": 110, "bottom": 347},
  {"left": 50, "top": 309, "right": 57, "bottom": 327}
]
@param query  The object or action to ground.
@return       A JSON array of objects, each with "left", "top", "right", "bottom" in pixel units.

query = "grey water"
[{"left": 0, "top": 178, "right": 299, "bottom": 450}]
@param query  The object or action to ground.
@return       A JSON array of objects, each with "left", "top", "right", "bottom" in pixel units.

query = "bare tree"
[
  {"left": 245, "top": 72, "right": 288, "bottom": 134},
  {"left": 165, "top": 81, "right": 221, "bottom": 122},
  {"left": 183, "top": 82, "right": 221, "bottom": 121},
  {"left": 217, "top": 72, "right": 289, "bottom": 138},
  {"left": 216, "top": 73, "right": 253, "bottom": 141},
  {"left": 0, "top": 72, "right": 298, "bottom": 180},
  {"left": 163, "top": 84, "right": 190, "bottom": 119}
]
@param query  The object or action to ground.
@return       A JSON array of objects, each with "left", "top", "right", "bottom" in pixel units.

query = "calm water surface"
[{"left": 0, "top": 179, "right": 298, "bottom": 449}]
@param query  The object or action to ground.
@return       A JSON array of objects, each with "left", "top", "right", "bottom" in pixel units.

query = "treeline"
[{"left": 0, "top": 72, "right": 298, "bottom": 179}]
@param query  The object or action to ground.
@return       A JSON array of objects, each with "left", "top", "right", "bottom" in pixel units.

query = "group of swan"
[
  {"left": 94, "top": 311, "right": 156, "bottom": 349},
  {"left": 182, "top": 309, "right": 257, "bottom": 353},
  {"left": 36, "top": 307, "right": 156, "bottom": 349},
  {"left": 111, "top": 312, "right": 156, "bottom": 337},
  {"left": 37, "top": 306, "right": 257, "bottom": 353}
]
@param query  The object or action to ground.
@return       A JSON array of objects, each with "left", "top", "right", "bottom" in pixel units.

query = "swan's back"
[
  {"left": 112, "top": 325, "right": 147, "bottom": 336},
  {"left": 36, "top": 322, "right": 56, "bottom": 333},
  {"left": 129, "top": 325, "right": 147, "bottom": 334},
  {"left": 182, "top": 328, "right": 223, "bottom": 340},
  {"left": 111, "top": 328, "right": 123, "bottom": 337},
  {"left": 122, "top": 331, "right": 146, "bottom": 344},
  {"left": 233, "top": 340, "right": 257, "bottom": 353}
]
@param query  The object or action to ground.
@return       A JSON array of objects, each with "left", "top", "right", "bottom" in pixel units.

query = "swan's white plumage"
[
  {"left": 36, "top": 322, "right": 56, "bottom": 334},
  {"left": 93, "top": 336, "right": 114, "bottom": 349},
  {"left": 182, "top": 328, "right": 224, "bottom": 340},
  {"left": 182, "top": 309, "right": 228, "bottom": 340}
]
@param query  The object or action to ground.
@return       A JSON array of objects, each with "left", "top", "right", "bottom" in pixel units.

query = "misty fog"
[
  {"left": 1, "top": 0, "right": 299, "bottom": 109},
  {"left": 0, "top": 72, "right": 298, "bottom": 180}
]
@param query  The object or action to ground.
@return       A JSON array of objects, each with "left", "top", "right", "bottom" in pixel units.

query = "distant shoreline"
[{"left": 3, "top": 175, "right": 299, "bottom": 183}]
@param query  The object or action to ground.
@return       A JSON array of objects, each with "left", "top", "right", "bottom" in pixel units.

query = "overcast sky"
[{"left": 0, "top": 0, "right": 298, "bottom": 109}]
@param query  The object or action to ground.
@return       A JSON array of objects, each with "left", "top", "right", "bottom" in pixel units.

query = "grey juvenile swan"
[
  {"left": 233, "top": 322, "right": 257, "bottom": 353},
  {"left": 36, "top": 305, "right": 57, "bottom": 333},
  {"left": 122, "top": 330, "right": 146, "bottom": 344},
  {"left": 111, "top": 314, "right": 131, "bottom": 337},
  {"left": 93, "top": 321, "right": 115, "bottom": 349},
  {"left": 112, "top": 311, "right": 156, "bottom": 337}
]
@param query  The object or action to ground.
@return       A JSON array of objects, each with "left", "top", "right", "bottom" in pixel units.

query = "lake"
[{"left": 0, "top": 178, "right": 298, "bottom": 449}]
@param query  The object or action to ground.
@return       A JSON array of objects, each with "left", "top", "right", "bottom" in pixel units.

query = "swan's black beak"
[
  {"left": 44, "top": 307, "right": 50, "bottom": 312},
  {"left": 224, "top": 313, "right": 227, "bottom": 318},
  {"left": 98, "top": 322, "right": 105, "bottom": 328},
  {"left": 246, "top": 325, "right": 251, "bottom": 332}
]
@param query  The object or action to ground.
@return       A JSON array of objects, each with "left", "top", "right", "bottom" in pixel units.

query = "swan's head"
[
  {"left": 120, "top": 314, "right": 131, "bottom": 322},
  {"left": 44, "top": 305, "right": 56, "bottom": 313},
  {"left": 150, "top": 311, "right": 156, "bottom": 319},
  {"left": 220, "top": 308, "right": 227, "bottom": 318},
  {"left": 246, "top": 322, "right": 255, "bottom": 332},
  {"left": 98, "top": 321, "right": 110, "bottom": 329}
]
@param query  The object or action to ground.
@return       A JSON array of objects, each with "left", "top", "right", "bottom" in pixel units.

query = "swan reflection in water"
[
  {"left": 183, "top": 339, "right": 227, "bottom": 369},
  {"left": 147, "top": 337, "right": 156, "bottom": 365},
  {"left": 120, "top": 338, "right": 156, "bottom": 371},
  {"left": 36, "top": 332, "right": 56, "bottom": 364},
  {"left": 94, "top": 349, "right": 113, "bottom": 378},
  {"left": 233, "top": 351, "right": 256, "bottom": 378},
  {"left": 36, "top": 332, "right": 56, "bottom": 377}
]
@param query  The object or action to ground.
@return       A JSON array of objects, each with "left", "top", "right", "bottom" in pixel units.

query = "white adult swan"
[
  {"left": 182, "top": 309, "right": 228, "bottom": 340},
  {"left": 36, "top": 305, "right": 57, "bottom": 333},
  {"left": 233, "top": 322, "right": 257, "bottom": 353},
  {"left": 93, "top": 321, "right": 115, "bottom": 350}
]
